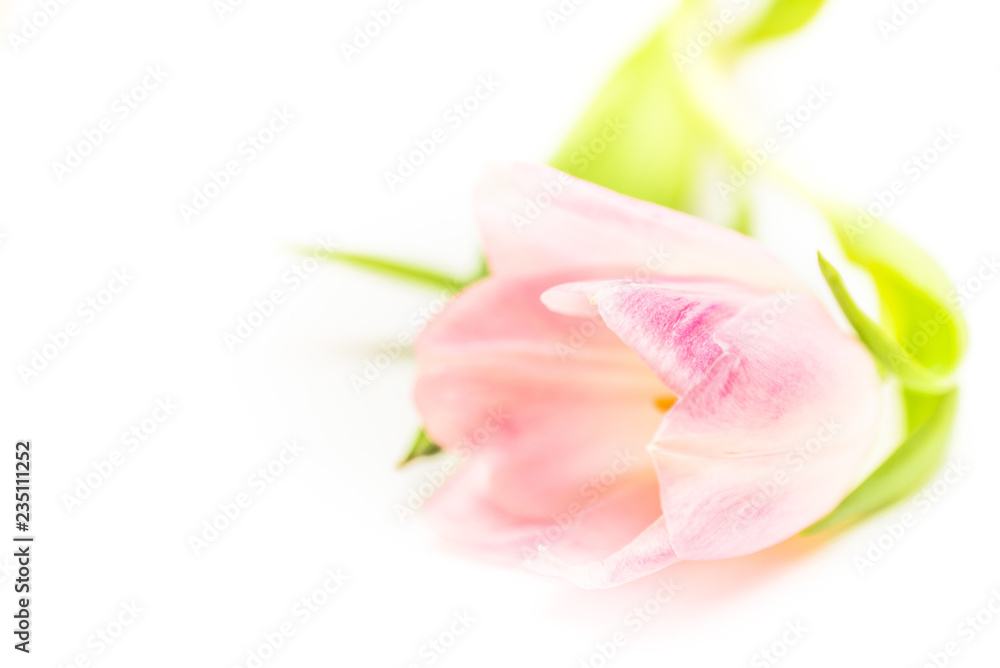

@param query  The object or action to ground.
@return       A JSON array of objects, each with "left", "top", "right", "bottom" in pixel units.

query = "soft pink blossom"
[{"left": 412, "top": 163, "right": 881, "bottom": 588}]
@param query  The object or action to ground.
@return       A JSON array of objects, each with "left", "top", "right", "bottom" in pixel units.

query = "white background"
[{"left": 1, "top": 0, "right": 998, "bottom": 666}]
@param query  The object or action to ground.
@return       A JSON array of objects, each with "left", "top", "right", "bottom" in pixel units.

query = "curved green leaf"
[
  {"left": 817, "top": 253, "right": 955, "bottom": 393},
  {"left": 824, "top": 207, "right": 966, "bottom": 374},
  {"left": 806, "top": 208, "right": 966, "bottom": 533}
]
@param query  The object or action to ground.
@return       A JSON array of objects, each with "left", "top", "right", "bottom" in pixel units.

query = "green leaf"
[
  {"left": 824, "top": 208, "right": 966, "bottom": 374},
  {"left": 550, "top": 26, "right": 699, "bottom": 211},
  {"left": 817, "top": 253, "right": 955, "bottom": 393},
  {"left": 307, "top": 248, "right": 476, "bottom": 292},
  {"left": 804, "top": 389, "right": 958, "bottom": 534},
  {"left": 729, "top": 0, "right": 827, "bottom": 49},
  {"left": 397, "top": 428, "right": 442, "bottom": 468},
  {"left": 805, "top": 208, "right": 966, "bottom": 533}
]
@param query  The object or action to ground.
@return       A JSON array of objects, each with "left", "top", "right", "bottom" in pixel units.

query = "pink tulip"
[{"left": 412, "top": 163, "right": 882, "bottom": 588}]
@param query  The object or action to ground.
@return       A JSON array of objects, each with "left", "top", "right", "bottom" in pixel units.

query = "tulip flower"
[{"left": 411, "top": 163, "right": 883, "bottom": 588}]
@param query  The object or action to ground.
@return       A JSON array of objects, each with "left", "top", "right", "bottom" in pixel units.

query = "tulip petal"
[
  {"left": 544, "top": 277, "right": 882, "bottom": 561},
  {"left": 475, "top": 163, "right": 802, "bottom": 290},
  {"left": 425, "top": 453, "right": 671, "bottom": 588},
  {"left": 526, "top": 517, "right": 679, "bottom": 589},
  {"left": 414, "top": 273, "right": 680, "bottom": 580}
]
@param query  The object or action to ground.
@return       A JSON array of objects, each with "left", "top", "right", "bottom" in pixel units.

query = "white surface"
[{"left": 1, "top": 0, "right": 998, "bottom": 666}]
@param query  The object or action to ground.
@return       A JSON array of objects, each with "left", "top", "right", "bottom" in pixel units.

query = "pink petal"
[
  {"left": 544, "top": 278, "right": 883, "bottom": 562},
  {"left": 475, "top": 163, "right": 802, "bottom": 290},
  {"left": 426, "top": 453, "right": 670, "bottom": 588},
  {"left": 414, "top": 273, "right": 678, "bottom": 583},
  {"left": 526, "top": 517, "right": 679, "bottom": 589}
]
